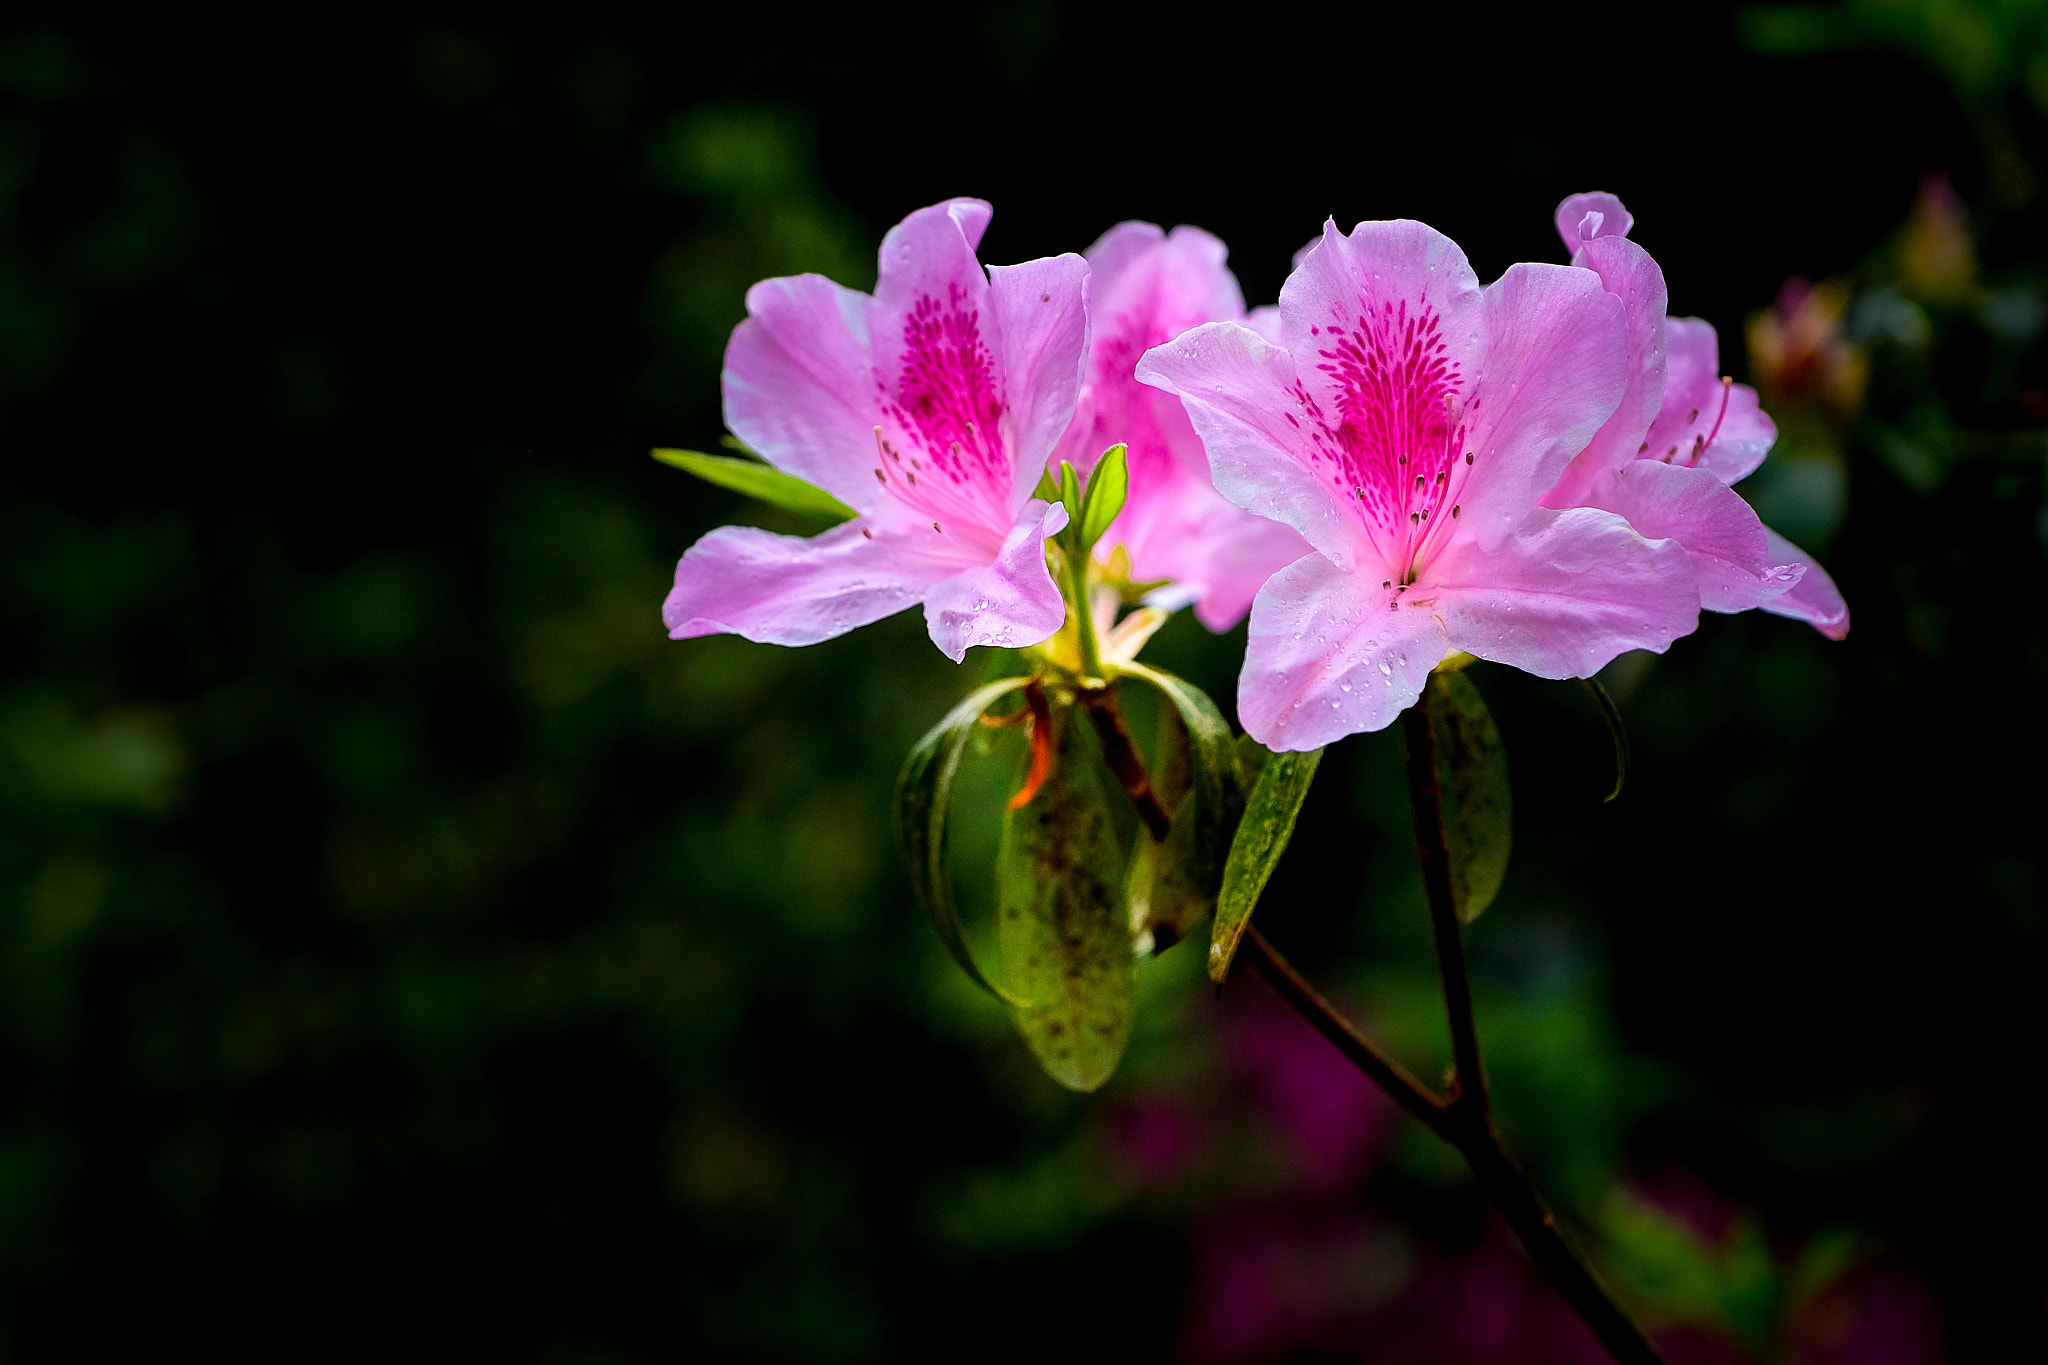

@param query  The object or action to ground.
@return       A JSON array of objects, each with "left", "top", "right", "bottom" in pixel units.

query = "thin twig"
[
  {"left": 1080, "top": 684, "right": 1172, "bottom": 842},
  {"left": 1398, "top": 688, "right": 1667, "bottom": 1365},
  {"left": 1080, "top": 679, "right": 1665, "bottom": 1363},
  {"left": 1400, "top": 693, "right": 1488, "bottom": 1115},
  {"left": 1239, "top": 925, "right": 1452, "bottom": 1139}
]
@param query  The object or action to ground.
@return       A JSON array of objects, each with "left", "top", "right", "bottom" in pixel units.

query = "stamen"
[
  {"left": 874, "top": 468, "right": 887, "bottom": 483},
  {"left": 1452, "top": 504, "right": 1461, "bottom": 517},
  {"left": 1701, "top": 376, "right": 1734, "bottom": 451},
  {"left": 933, "top": 522, "right": 942, "bottom": 532},
  {"left": 1464, "top": 452, "right": 1474, "bottom": 465},
  {"left": 862, "top": 527, "right": 874, "bottom": 539}
]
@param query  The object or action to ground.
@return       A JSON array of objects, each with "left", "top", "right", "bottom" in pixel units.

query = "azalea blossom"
[
  {"left": 1541, "top": 192, "right": 1850, "bottom": 639},
  {"left": 1137, "top": 218, "right": 1700, "bottom": 750},
  {"left": 1051, "top": 222, "right": 1308, "bottom": 630},
  {"left": 662, "top": 198, "right": 1088, "bottom": 662}
]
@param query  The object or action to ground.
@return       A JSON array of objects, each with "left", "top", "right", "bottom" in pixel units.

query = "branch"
[
  {"left": 1400, "top": 691, "right": 1488, "bottom": 1115},
  {"left": 1239, "top": 925, "right": 1451, "bottom": 1139},
  {"left": 1080, "top": 684, "right": 1172, "bottom": 842}
]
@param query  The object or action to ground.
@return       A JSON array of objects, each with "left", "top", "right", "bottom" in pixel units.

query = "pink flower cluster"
[{"left": 664, "top": 194, "right": 1846, "bottom": 748}]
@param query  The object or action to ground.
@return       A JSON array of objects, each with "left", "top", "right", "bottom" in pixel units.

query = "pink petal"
[
  {"left": 922, "top": 500, "right": 1071, "bottom": 662},
  {"left": 868, "top": 199, "right": 1017, "bottom": 541},
  {"left": 986, "top": 251, "right": 1092, "bottom": 510},
  {"left": 1427, "top": 507, "right": 1700, "bottom": 678},
  {"left": 1081, "top": 220, "right": 1166, "bottom": 290},
  {"left": 664, "top": 519, "right": 958, "bottom": 646},
  {"left": 1554, "top": 191, "right": 1633, "bottom": 255},
  {"left": 1456, "top": 262, "right": 1631, "bottom": 550},
  {"left": 1115, "top": 474, "right": 1309, "bottom": 632},
  {"left": 723, "top": 273, "right": 884, "bottom": 514},
  {"left": 1243, "top": 306, "right": 1283, "bottom": 343},
  {"left": 1644, "top": 319, "right": 1776, "bottom": 484},
  {"left": 1136, "top": 321, "right": 1369, "bottom": 566},
  {"left": 1277, "top": 219, "right": 1487, "bottom": 474},
  {"left": 1759, "top": 526, "right": 1850, "bottom": 638},
  {"left": 1237, "top": 552, "right": 1451, "bottom": 749},
  {"left": 1542, "top": 237, "right": 1669, "bottom": 507},
  {"left": 1581, "top": 461, "right": 1791, "bottom": 613}
]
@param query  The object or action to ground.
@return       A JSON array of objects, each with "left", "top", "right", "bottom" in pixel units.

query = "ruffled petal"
[
  {"left": 1278, "top": 218, "right": 1487, "bottom": 444},
  {"left": 1542, "top": 236, "right": 1669, "bottom": 507},
  {"left": 664, "top": 519, "right": 955, "bottom": 646},
  {"left": 1426, "top": 507, "right": 1700, "bottom": 677},
  {"left": 1554, "top": 191, "right": 1633, "bottom": 255},
  {"left": 1237, "top": 552, "right": 1451, "bottom": 750},
  {"left": 1456, "top": 263, "right": 1631, "bottom": 549},
  {"left": 722, "top": 274, "right": 883, "bottom": 513},
  {"left": 1581, "top": 460, "right": 1794, "bottom": 613},
  {"left": 1137, "top": 321, "right": 1368, "bottom": 566},
  {"left": 922, "top": 500, "right": 1072, "bottom": 662},
  {"left": 986, "top": 252, "right": 1091, "bottom": 510},
  {"left": 1644, "top": 319, "right": 1776, "bottom": 485},
  {"left": 1759, "top": 526, "right": 1850, "bottom": 639},
  {"left": 1112, "top": 469, "right": 1309, "bottom": 632}
]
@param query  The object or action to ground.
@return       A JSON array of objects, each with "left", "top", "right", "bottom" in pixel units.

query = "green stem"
[{"left": 1066, "top": 545, "right": 1102, "bottom": 679}]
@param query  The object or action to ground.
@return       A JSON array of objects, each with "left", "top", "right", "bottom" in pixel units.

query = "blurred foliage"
[{"left": 0, "top": 9, "right": 2041, "bottom": 1365}]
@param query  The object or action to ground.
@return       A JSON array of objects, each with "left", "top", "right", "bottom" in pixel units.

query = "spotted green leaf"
[
  {"left": 1121, "top": 664, "right": 1240, "bottom": 952},
  {"left": 998, "top": 702, "right": 1134, "bottom": 1091},
  {"left": 1428, "top": 669, "right": 1512, "bottom": 923},
  {"left": 895, "top": 678, "right": 1033, "bottom": 1003},
  {"left": 1209, "top": 744, "right": 1323, "bottom": 982}
]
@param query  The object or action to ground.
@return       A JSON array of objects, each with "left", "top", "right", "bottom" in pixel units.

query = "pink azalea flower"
[
  {"left": 1541, "top": 192, "right": 1850, "bottom": 639},
  {"left": 1052, "top": 222, "right": 1308, "bottom": 630},
  {"left": 1138, "top": 219, "right": 1701, "bottom": 750},
  {"left": 662, "top": 198, "right": 1088, "bottom": 662}
]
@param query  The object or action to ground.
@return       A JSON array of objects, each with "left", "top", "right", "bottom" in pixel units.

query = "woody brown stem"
[{"left": 1083, "top": 680, "right": 1665, "bottom": 1365}]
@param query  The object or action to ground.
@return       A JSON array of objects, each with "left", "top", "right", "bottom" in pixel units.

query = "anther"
[
  {"left": 862, "top": 528, "right": 874, "bottom": 539},
  {"left": 1382, "top": 580, "right": 1392, "bottom": 589},
  {"left": 1638, "top": 442, "right": 1649, "bottom": 454},
  {"left": 1410, "top": 512, "right": 1420, "bottom": 524},
  {"left": 1464, "top": 452, "right": 1474, "bottom": 465},
  {"left": 933, "top": 522, "right": 943, "bottom": 532},
  {"left": 1415, "top": 474, "right": 1425, "bottom": 489},
  {"left": 907, "top": 471, "right": 917, "bottom": 486},
  {"left": 1687, "top": 408, "right": 1699, "bottom": 423},
  {"left": 1452, "top": 504, "right": 1461, "bottom": 517},
  {"left": 874, "top": 468, "right": 887, "bottom": 483}
]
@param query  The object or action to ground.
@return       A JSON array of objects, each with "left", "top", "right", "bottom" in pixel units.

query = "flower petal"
[
  {"left": 1581, "top": 460, "right": 1791, "bottom": 613},
  {"left": 922, "top": 500, "right": 1072, "bottom": 662},
  {"left": 722, "top": 273, "right": 883, "bottom": 514},
  {"left": 1456, "top": 263, "right": 1631, "bottom": 550},
  {"left": 1237, "top": 552, "right": 1451, "bottom": 749},
  {"left": 1542, "top": 236, "right": 1669, "bottom": 507},
  {"left": 986, "top": 251, "right": 1091, "bottom": 510},
  {"left": 664, "top": 519, "right": 954, "bottom": 646},
  {"left": 868, "top": 199, "right": 1016, "bottom": 539},
  {"left": 1644, "top": 319, "right": 1776, "bottom": 485},
  {"left": 1554, "top": 191, "right": 1633, "bottom": 255},
  {"left": 1137, "top": 321, "right": 1367, "bottom": 566},
  {"left": 1759, "top": 526, "right": 1850, "bottom": 639},
  {"left": 1427, "top": 507, "right": 1700, "bottom": 677}
]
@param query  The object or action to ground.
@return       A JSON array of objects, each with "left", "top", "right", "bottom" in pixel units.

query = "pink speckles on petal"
[{"left": 1308, "top": 297, "right": 1468, "bottom": 566}]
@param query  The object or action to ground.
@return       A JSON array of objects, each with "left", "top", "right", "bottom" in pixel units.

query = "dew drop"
[{"left": 1379, "top": 661, "right": 1392, "bottom": 676}]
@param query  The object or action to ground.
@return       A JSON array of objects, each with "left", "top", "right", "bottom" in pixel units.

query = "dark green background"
[{"left": 1, "top": 4, "right": 2042, "bottom": 1361}]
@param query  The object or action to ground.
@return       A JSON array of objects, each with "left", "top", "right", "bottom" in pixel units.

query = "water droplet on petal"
[{"left": 1379, "top": 662, "right": 1392, "bottom": 676}]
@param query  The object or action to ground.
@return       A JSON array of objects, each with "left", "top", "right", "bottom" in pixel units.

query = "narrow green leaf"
[
  {"left": 1119, "top": 664, "right": 1239, "bottom": 951},
  {"left": 998, "top": 703, "right": 1134, "bottom": 1091},
  {"left": 1077, "top": 442, "right": 1129, "bottom": 550},
  {"left": 1031, "top": 464, "right": 1059, "bottom": 504},
  {"left": 1428, "top": 670, "right": 1512, "bottom": 923},
  {"left": 1232, "top": 731, "right": 1270, "bottom": 793},
  {"left": 1579, "top": 675, "right": 1630, "bottom": 803},
  {"left": 894, "top": 678, "right": 1033, "bottom": 1003},
  {"left": 718, "top": 434, "right": 763, "bottom": 458},
  {"left": 651, "top": 448, "right": 857, "bottom": 523},
  {"left": 1057, "top": 461, "right": 1083, "bottom": 538},
  {"left": 1209, "top": 745, "right": 1323, "bottom": 982}
]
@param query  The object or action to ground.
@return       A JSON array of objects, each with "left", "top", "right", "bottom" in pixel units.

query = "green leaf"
[
  {"left": 651, "top": 448, "right": 857, "bottom": 523},
  {"left": 894, "top": 678, "right": 1034, "bottom": 1004},
  {"left": 1076, "top": 443, "right": 1129, "bottom": 551},
  {"left": 1427, "top": 669, "right": 1512, "bottom": 923},
  {"left": 1120, "top": 664, "right": 1239, "bottom": 951},
  {"left": 1579, "top": 675, "right": 1630, "bottom": 803},
  {"left": 1209, "top": 744, "right": 1322, "bottom": 982},
  {"left": 998, "top": 703, "right": 1134, "bottom": 1091},
  {"left": 1057, "top": 460, "right": 1083, "bottom": 537}
]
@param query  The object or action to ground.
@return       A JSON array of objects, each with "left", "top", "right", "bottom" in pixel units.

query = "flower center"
[
  {"left": 1302, "top": 298, "right": 1473, "bottom": 582},
  {"left": 872, "top": 285, "right": 1011, "bottom": 545}
]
